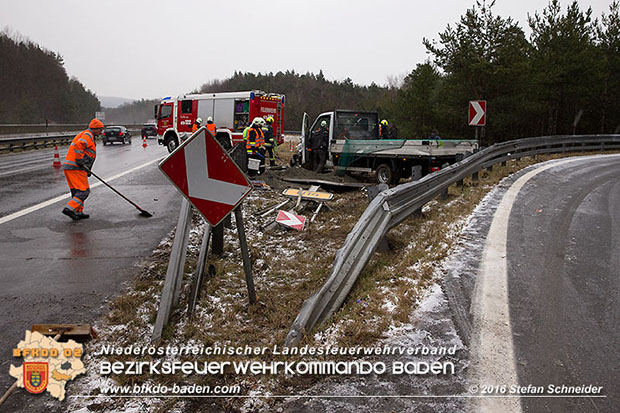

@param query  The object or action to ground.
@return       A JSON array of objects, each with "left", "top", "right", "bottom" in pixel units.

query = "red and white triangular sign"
[
  {"left": 276, "top": 210, "right": 306, "bottom": 231},
  {"left": 159, "top": 127, "right": 252, "bottom": 226}
]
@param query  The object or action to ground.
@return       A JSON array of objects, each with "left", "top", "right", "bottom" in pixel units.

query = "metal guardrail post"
[{"left": 152, "top": 198, "right": 192, "bottom": 343}]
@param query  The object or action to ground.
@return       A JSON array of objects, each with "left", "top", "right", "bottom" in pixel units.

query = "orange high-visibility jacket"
[
  {"left": 246, "top": 126, "right": 264, "bottom": 153},
  {"left": 63, "top": 129, "right": 96, "bottom": 170},
  {"left": 206, "top": 122, "right": 216, "bottom": 135}
]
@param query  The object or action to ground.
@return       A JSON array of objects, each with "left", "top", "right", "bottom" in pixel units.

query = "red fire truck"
[{"left": 155, "top": 90, "right": 286, "bottom": 153}]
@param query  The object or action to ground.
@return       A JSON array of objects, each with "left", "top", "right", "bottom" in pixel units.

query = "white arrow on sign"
[
  {"left": 276, "top": 210, "right": 306, "bottom": 231},
  {"left": 469, "top": 100, "right": 486, "bottom": 126},
  {"left": 159, "top": 127, "right": 252, "bottom": 227},
  {"left": 185, "top": 135, "right": 250, "bottom": 205}
]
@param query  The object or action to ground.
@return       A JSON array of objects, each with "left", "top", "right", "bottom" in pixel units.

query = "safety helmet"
[
  {"left": 380, "top": 119, "right": 388, "bottom": 126},
  {"left": 207, "top": 116, "right": 213, "bottom": 122},
  {"left": 320, "top": 120, "right": 327, "bottom": 127},
  {"left": 252, "top": 117, "right": 263, "bottom": 125},
  {"left": 266, "top": 116, "right": 274, "bottom": 123},
  {"left": 196, "top": 117, "right": 203, "bottom": 124}
]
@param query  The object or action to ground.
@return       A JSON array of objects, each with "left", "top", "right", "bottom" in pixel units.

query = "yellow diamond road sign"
[{"left": 282, "top": 188, "right": 333, "bottom": 201}]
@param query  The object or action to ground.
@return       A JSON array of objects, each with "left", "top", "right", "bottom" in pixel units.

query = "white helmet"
[
  {"left": 196, "top": 117, "right": 203, "bottom": 124},
  {"left": 252, "top": 117, "right": 263, "bottom": 125},
  {"left": 207, "top": 116, "right": 213, "bottom": 122}
]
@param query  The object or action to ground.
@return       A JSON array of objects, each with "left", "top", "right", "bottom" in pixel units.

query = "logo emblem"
[{"left": 23, "top": 362, "right": 48, "bottom": 394}]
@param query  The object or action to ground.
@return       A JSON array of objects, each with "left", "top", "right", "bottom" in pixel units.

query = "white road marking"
[
  {"left": 0, "top": 157, "right": 163, "bottom": 225},
  {"left": 468, "top": 155, "right": 614, "bottom": 412}
]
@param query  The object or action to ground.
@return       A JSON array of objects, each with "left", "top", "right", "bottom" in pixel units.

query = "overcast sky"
[{"left": 0, "top": 0, "right": 614, "bottom": 100}]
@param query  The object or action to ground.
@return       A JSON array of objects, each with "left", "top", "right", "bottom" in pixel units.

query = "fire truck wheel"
[
  {"left": 167, "top": 137, "right": 179, "bottom": 153},
  {"left": 216, "top": 136, "right": 232, "bottom": 151}
]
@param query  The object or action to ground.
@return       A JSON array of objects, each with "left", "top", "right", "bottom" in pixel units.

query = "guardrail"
[
  {"left": 0, "top": 134, "right": 76, "bottom": 152},
  {"left": 284, "top": 134, "right": 620, "bottom": 346},
  {"left": 0, "top": 123, "right": 142, "bottom": 135},
  {"left": 0, "top": 128, "right": 142, "bottom": 153}
]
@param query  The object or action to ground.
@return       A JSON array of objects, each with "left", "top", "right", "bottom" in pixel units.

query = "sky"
[{"left": 0, "top": 0, "right": 614, "bottom": 100}]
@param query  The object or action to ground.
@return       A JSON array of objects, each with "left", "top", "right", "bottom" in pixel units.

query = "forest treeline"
[
  {"left": 0, "top": 30, "right": 100, "bottom": 124},
  {"left": 119, "top": 1, "right": 620, "bottom": 144},
  {"left": 3, "top": 1, "right": 618, "bottom": 145}
]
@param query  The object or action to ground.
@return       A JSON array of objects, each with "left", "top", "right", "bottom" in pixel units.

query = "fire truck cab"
[{"left": 155, "top": 90, "right": 286, "bottom": 153}]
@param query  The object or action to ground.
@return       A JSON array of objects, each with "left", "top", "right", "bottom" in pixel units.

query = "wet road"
[
  {"left": 470, "top": 154, "right": 620, "bottom": 413},
  {"left": 0, "top": 139, "right": 181, "bottom": 411},
  {"left": 507, "top": 155, "right": 620, "bottom": 412}
]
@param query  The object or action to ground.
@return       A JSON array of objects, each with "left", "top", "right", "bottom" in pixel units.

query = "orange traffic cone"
[
  {"left": 142, "top": 137, "right": 148, "bottom": 148},
  {"left": 53, "top": 145, "right": 61, "bottom": 168}
]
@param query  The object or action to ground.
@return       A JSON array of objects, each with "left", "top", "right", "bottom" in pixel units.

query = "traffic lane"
[
  {"left": 0, "top": 163, "right": 181, "bottom": 408},
  {"left": 507, "top": 155, "right": 620, "bottom": 412},
  {"left": 0, "top": 141, "right": 167, "bottom": 217},
  {"left": 0, "top": 148, "right": 59, "bottom": 177}
]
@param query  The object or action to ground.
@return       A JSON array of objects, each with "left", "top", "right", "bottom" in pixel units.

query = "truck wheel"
[
  {"left": 376, "top": 163, "right": 393, "bottom": 185},
  {"left": 167, "top": 137, "right": 179, "bottom": 153}
]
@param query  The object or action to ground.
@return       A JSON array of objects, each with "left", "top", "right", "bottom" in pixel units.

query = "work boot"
[
  {"left": 62, "top": 207, "right": 79, "bottom": 220},
  {"left": 76, "top": 212, "right": 90, "bottom": 219},
  {"left": 270, "top": 161, "right": 276, "bottom": 167}
]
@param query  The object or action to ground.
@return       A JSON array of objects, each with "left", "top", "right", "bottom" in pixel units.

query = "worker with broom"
[{"left": 61, "top": 118, "right": 103, "bottom": 220}]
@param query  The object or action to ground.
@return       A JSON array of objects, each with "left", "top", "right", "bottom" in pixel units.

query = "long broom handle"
[{"left": 83, "top": 166, "right": 144, "bottom": 211}]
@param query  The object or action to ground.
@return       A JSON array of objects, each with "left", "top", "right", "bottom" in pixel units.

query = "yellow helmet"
[
  {"left": 266, "top": 116, "right": 274, "bottom": 124},
  {"left": 380, "top": 119, "right": 388, "bottom": 126}
]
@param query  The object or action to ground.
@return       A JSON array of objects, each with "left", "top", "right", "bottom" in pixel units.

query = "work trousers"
[
  {"left": 64, "top": 170, "right": 90, "bottom": 213},
  {"left": 265, "top": 143, "right": 275, "bottom": 166},
  {"left": 312, "top": 149, "right": 327, "bottom": 173}
]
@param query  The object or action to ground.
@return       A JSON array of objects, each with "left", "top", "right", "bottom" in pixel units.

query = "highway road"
[
  {"left": 0, "top": 139, "right": 181, "bottom": 411},
  {"left": 470, "top": 154, "right": 620, "bottom": 413}
]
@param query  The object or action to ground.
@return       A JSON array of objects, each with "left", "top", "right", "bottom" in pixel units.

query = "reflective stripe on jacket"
[
  {"left": 63, "top": 129, "right": 96, "bottom": 170},
  {"left": 206, "top": 123, "right": 216, "bottom": 135},
  {"left": 245, "top": 127, "right": 264, "bottom": 154}
]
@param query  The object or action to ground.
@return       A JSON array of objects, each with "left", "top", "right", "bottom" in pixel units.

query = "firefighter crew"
[
  {"left": 262, "top": 116, "right": 276, "bottom": 166},
  {"left": 379, "top": 119, "right": 389, "bottom": 139},
  {"left": 192, "top": 117, "right": 203, "bottom": 132},
  {"left": 242, "top": 123, "right": 251, "bottom": 141},
  {"left": 61, "top": 118, "right": 103, "bottom": 220},
  {"left": 246, "top": 117, "right": 265, "bottom": 176},
  {"left": 206, "top": 116, "right": 217, "bottom": 136},
  {"left": 310, "top": 120, "right": 329, "bottom": 173}
]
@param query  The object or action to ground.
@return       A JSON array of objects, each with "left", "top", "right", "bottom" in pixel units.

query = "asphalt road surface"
[
  {"left": 0, "top": 139, "right": 181, "bottom": 411},
  {"left": 470, "top": 154, "right": 620, "bottom": 413}
]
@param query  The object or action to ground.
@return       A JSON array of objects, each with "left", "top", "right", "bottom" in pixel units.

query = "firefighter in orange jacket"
[
  {"left": 205, "top": 116, "right": 217, "bottom": 136},
  {"left": 62, "top": 118, "right": 103, "bottom": 220},
  {"left": 246, "top": 117, "right": 265, "bottom": 176},
  {"left": 192, "top": 117, "right": 203, "bottom": 132}
]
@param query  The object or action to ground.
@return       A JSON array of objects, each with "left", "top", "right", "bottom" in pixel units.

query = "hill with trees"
[{"left": 0, "top": 30, "right": 100, "bottom": 124}]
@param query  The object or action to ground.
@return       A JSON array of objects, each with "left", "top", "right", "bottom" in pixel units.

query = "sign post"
[
  {"left": 158, "top": 127, "right": 256, "bottom": 312},
  {"left": 468, "top": 100, "right": 487, "bottom": 142}
]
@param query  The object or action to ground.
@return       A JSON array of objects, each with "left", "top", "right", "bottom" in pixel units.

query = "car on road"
[
  {"left": 102, "top": 126, "right": 132, "bottom": 145},
  {"left": 141, "top": 123, "right": 157, "bottom": 139}
]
